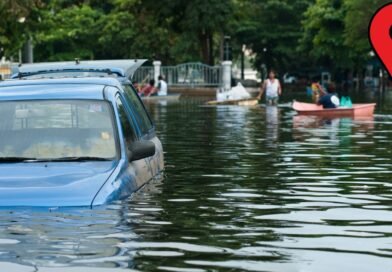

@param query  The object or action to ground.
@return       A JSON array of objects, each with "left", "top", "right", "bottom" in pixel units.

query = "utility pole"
[{"left": 24, "top": 37, "right": 34, "bottom": 63}]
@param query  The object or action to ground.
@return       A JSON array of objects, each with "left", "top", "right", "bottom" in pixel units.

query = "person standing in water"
[
  {"left": 157, "top": 75, "right": 168, "bottom": 96},
  {"left": 257, "top": 70, "right": 282, "bottom": 105}
]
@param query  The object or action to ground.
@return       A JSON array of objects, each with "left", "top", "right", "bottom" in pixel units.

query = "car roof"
[
  {"left": 12, "top": 59, "right": 147, "bottom": 79},
  {"left": 0, "top": 77, "right": 123, "bottom": 101}
]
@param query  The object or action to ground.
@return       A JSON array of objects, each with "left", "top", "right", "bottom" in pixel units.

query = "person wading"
[
  {"left": 157, "top": 75, "right": 168, "bottom": 96},
  {"left": 257, "top": 70, "right": 282, "bottom": 105}
]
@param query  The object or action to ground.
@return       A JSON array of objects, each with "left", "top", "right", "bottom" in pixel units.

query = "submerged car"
[{"left": 0, "top": 77, "right": 164, "bottom": 207}]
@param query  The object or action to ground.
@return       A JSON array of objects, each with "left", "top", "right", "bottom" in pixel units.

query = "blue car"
[
  {"left": 11, "top": 59, "right": 146, "bottom": 90},
  {"left": 0, "top": 76, "right": 164, "bottom": 207}
]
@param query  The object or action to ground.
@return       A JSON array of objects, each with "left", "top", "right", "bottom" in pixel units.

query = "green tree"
[
  {"left": 98, "top": 0, "right": 174, "bottom": 62},
  {"left": 34, "top": 3, "right": 102, "bottom": 61},
  {"left": 0, "top": 0, "right": 41, "bottom": 59},
  {"left": 234, "top": 0, "right": 313, "bottom": 74},
  {"left": 300, "top": 0, "right": 390, "bottom": 78},
  {"left": 344, "top": 0, "right": 390, "bottom": 64},
  {"left": 300, "top": 0, "right": 350, "bottom": 70},
  {"left": 154, "top": 0, "right": 234, "bottom": 65}
]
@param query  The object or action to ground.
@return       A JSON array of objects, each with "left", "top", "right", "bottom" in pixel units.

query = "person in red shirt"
[{"left": 140, "top": 79, "right": 156, "bottom": 97}]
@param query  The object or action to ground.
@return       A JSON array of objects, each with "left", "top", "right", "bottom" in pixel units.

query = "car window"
[
  {"left": 116, "top": 95, "right": 137, "bottom": 147},
  {"left": 0, "top": 100, "right": 117, "bottom": 159},
  {"left": 122, "top": 84, "right": 154, "bottom": 135}
]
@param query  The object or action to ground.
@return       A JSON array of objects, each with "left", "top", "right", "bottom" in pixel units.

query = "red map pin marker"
[{"left": 369, "top": 3, "right": 392, "bottom": 77}]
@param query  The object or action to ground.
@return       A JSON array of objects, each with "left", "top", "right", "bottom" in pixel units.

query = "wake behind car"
[{"left": 0, "top": 77, "right": 164, "bottom": 207}]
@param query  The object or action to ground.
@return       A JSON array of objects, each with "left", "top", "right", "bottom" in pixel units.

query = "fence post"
[
  {"left": 222, "top": 61, "right": 232, "bottom": 91},
  {"left": 153, "top": 60, "right": 161, "bottom": 86}
]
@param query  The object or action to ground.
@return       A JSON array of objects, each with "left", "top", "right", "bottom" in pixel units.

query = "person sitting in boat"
[
  {"left": 311, "top": 77, "right": 324, "bottom": 103},
  {"left": 257, "top": 70, "right": 282, "bottom": 105},
  {"left": 317, "top": 82, "right": 340, "bottom": 109},
  {"left": 140, "top": 79, "right": 156, "bottom": 97}
]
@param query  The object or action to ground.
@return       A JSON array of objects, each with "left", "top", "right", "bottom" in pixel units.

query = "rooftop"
[
  {"left": 0, "top": 77, "right": 122, "bottom": 101},
  {"left": 12, "top": 59, "right": 147, "bottom": 79}
]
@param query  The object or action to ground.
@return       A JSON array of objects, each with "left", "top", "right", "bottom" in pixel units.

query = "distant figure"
[
  {"left": 257, "top": 70, "right": 282, "bottom": 105},
  {"left": 317, "top": 82, "right": 340, "bottom": 109},
  {"left": 157, "top": 75, "right": 168, "bottom": 96},
  {"left": 311, "top": 78, "right": 324, "bottom": 103},
  {"left": 306, "top": 81, "right": 313, "bottom": 96},
  {"left": 140, "top": 79, "right": 156, "bottom": 97}
]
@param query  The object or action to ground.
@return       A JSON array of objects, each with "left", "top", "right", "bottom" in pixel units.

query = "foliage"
[
  {"left": 0, "top": 0, "right": 41, "bottom": 58},
  {"left": 0, "top": 0, "right": 389, "bottom": 76},
  {"left": 34, "top": 3, "right": 102, "bottom": 61},
  {"left": 301, "top": 0, "right": 391, "bottom": 71},
  {"left": 343, "top": 0, "right": 391, "bottom": 65},
  {"left": 147, "top": 0, "right": 234, "bottom": 65},
  {"left": 234, "top": 0, "right": 313, "bottom": 73},
  {"left": 300, "top": 0, "right": 350, "bottom": 68}
]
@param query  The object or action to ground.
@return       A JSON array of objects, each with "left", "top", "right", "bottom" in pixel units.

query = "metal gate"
[{"left": 133, "top": 62, "right": 222, "bottom": 87}]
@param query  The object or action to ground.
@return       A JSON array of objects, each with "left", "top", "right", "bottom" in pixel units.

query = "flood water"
[{"left": 0, "top": 89, "right": 392, "bottom": 272}]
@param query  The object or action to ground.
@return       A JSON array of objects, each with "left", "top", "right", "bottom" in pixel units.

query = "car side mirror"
[{"left": 129, "top": 140, "right": 156, "bottom": 161}]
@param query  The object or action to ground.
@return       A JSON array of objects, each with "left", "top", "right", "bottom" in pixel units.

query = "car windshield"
[{"left": 0, "top": 100, "right": 117, "bottom": 161}]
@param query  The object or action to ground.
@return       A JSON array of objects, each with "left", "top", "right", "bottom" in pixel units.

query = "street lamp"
[
  {"left": 17, "top": 17, "right": 26, "bottom": 23},
  {"left": 17, "top": 16, "right": 33, "bottom": 64}
]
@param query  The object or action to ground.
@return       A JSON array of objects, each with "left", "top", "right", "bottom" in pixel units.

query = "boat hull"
[
  {"left": 292, "top": 101, "right": 376, "bottom": 117},
  {"left": 141, "top": 94, "right": 181, "bottom": 101}
]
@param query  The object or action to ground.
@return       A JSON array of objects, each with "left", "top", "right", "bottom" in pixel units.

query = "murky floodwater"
[{"left": 0, "top": 89, "right": 391, "bottom": 271}]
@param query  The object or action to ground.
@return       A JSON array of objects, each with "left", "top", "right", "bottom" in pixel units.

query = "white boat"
[{"left": 207, "top": 83, "right": 256, "bottom": 106}]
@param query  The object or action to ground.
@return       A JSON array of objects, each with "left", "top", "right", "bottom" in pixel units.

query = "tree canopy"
[{"left": 0, "top": 0, "right": 389, "bottom": 76}]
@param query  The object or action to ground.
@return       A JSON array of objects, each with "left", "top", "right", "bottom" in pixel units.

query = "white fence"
[{"left": 133, "top": 62, "right": 223, "bottom": 88}]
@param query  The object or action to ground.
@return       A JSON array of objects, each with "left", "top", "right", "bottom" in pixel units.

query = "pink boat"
[{"left": 292, "top": 101, "right": 376, "bottom": 117}]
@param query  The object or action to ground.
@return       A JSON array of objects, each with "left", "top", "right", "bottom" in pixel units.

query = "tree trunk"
[
  {"left": 199, "top": 30, "right": 214, "bottom": 65},
  {"left": 208, "top": 32, "right": 213, "bottom": 66}
]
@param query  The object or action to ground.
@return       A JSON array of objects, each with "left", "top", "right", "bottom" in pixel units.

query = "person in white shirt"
[
  {"left": 257, "top": 70, "right": 282, "bottom": 105},
  {"left": 157, "top": 75, "right": 168, "bottom": 96}
]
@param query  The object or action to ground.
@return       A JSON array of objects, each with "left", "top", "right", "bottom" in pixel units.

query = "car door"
[
  {"left": 121, "top": 83, "right": 164, "bottom": 176},
  {"left": 115, "top": 93, "right": 154, "bottom": 188}
]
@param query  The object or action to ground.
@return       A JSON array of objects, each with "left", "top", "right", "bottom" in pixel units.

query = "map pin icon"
[{"left": 369, "top": 3, "right": 392, "bottom": 77}]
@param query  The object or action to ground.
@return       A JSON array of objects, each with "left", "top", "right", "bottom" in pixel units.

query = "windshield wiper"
[
  {"left": 0, "top": 157, "right": 38, "bottom": 163},
  {"left": 0, "top": 156, "right": 112, "bottom": 163},
  {"left": 34, "top": 156, "right": 112, "bottom": 162}
]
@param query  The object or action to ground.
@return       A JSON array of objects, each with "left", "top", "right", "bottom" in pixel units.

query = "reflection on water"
[
  {"left": 292, "top": 115, "right": 375, "bottom": 144},
  {"left": 265, "top": 106, "right": 279, "bottom": 148},
  {"left": 0, "top": 93, "right": 392, "bottom": 271}
]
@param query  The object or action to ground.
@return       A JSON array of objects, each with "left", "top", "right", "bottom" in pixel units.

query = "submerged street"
[{"left": 0, "top": 90, "right": 391, "bottom": 271}]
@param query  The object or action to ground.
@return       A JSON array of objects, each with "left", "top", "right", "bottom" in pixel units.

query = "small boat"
[
  {"left": 207, "top": 98, "right": 259, "bottom": 106},
  {"left": 141, "top": 94, "right": 181, "bottom": 101},
  {"left": 292, "top": 101, "right": 376, "bottom": 117},
  {"left": 208, "top": 83, "right": 257, "bottom": 106}
]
